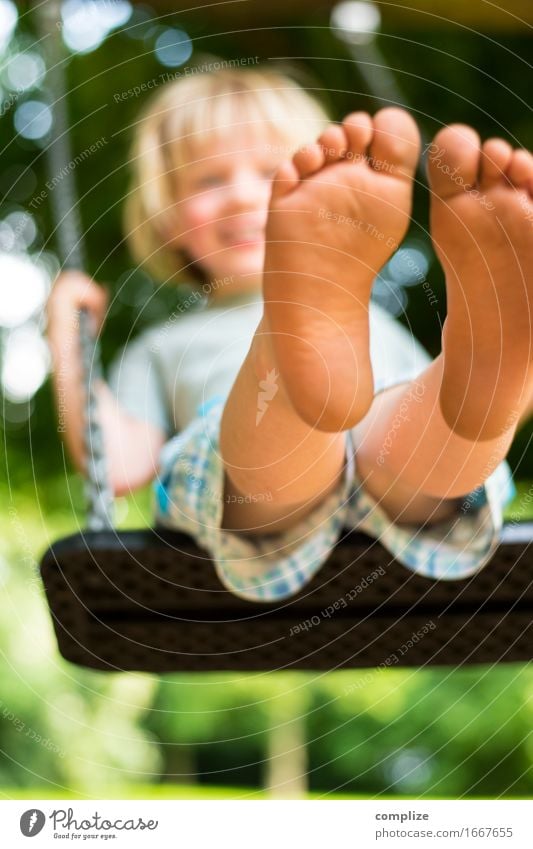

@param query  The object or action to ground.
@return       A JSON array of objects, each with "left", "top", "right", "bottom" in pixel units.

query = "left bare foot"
[{"left": 262, "top": 107, "right": 420, "bottom": 432}]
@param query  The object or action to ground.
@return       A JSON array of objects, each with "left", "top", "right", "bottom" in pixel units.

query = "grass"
[
  {"left": 0, "top": 785, "right": 266, "bottom": 800},
  {"left": 0, "top": 785, "right": 462, "bottom": 800},
  {"left": 2, "top": 785, "right": 531, "bottom": 800},
  {"left": 504, "top": 480, "right": 533, "bottom": 521}
]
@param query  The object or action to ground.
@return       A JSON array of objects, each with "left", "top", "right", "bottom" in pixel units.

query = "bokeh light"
[
  {"left": 4, "top": 51, "right": 45, "bottom": 92},
  {"left": 385, "top": 748, "right": 433, "bottom": 792},
  {"left": 14, "top": 100, "right": 53, "bottom": 140},
  {"left": 61, "top": 0, "right": 133, "bottom": 54},
  {"left": 0, "top": 252, "right": 49, "bottom": 328},
  {"left": 3, "top": 211, "right": 38, "bottom": 250},
  {"left": 372, "top": 275, "right": 408, "bottom": 316},
  {"left": 2, "top": 396, "right": 34, "bottom": 428},
  {"left": 125, "top": 4, "right": 155, "bottom": 40},
  {"left": 0, "top": 0, "right": 17, "bottom": 53},
  {"left": 154, "top": 28, "right": 192, "bottom": 68},
  {"left": 388, "top": 244, "right": 431, "bottom": 287},
  {"left": 330, "top": 1, "right": 381, "bottom": 45},
  {"left": 1, "top": 322, "right": 50, "bottom": 402}
]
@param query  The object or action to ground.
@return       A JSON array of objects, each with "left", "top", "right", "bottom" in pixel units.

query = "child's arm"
[{"left": 47, "top": 271, "right": 166, "bottom": 496}]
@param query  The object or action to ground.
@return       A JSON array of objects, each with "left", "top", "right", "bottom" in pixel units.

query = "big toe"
[
  {"left": 369, "top": 107, "right": 421, "bottom": 179},
  {"left": 427, "top": 124, "right": 481, "bottom": 199}
]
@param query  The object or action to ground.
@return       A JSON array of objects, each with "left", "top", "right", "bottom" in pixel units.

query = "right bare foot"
[
  {"left": 261, "top": 108, "right": 420, "bottom": 431},
  {"left": 428, "top": 124, "right": 533, "bottom": 440}
]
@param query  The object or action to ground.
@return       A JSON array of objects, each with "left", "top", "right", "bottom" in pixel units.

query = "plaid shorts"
[{"left": 155, "top": 396, "right": 516, "bottom": 602}]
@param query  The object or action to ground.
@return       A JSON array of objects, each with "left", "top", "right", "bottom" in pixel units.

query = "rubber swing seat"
[{"left": 40, "top": 522, "right": 533, "bottom": 672}]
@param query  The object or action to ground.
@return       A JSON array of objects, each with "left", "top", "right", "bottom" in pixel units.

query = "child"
[{"left": 47, "top": 68, "right": 533, "bottom": 602}]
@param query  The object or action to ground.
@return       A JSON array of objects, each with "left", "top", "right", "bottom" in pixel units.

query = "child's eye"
[{"left": 195, "top": 175, "right": 225, "bottom": 189}]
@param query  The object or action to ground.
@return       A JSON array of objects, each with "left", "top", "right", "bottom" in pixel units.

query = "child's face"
[{"left": 171, "top": 129, "right": 282, "bottom": 289}]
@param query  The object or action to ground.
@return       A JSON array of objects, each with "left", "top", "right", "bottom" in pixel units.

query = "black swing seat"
[
  {"left": 40, "top": 523, "right": 533, "bottom": 672},
  {"left": 35, "top": 0, "right": 533, "bottom": 676}
]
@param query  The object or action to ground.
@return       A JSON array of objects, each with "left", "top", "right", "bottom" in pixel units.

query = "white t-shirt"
[{"left": 108, "top": 289, "right": 431, "bottom": 436}]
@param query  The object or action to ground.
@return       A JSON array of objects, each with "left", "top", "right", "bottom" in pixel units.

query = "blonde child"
[{"left": 47, "top": 68, "right": 533, "bottom": 601}]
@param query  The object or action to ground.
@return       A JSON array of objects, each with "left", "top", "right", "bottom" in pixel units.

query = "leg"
[
  {"left": 221, "top": 119, "right": 533, "bottom": 536},
  {"left": 222, "top": 333, "right": 466, "bottom": 536},
  {"left": 220, "top": 109, "right": 420, "bottom": 534},
  {"left": 220, "top": 315, "right": 347, "bottom": 536},
  {"left": 353, "top": 358, "right": 516, "bottom": 526},
  {"left": 356, "top": 125, "right": 533, "bottom": 522}
]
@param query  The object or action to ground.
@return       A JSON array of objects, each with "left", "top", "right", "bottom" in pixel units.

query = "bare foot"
[
  {"left": 428, "top": 125, "right": 533, "bottom": 440},
  {"left": 261, "top": 108, "right": 420, "bottom": 431}
]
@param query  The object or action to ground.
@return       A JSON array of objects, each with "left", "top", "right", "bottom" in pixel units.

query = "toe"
[
  {"left": 270, "top": 160, "right": 300, "bottom": 200},
  {"left": 370, "top": 107, "right": 420, "bottom": 178},
  {"left": 317, "top": 124, "right": 348, "bottom": 164},
  {"left": 479, "top": 138, "right": 513, "bottom": 189},
  {"left": 506, "top": 149, "right": 533, "bottom": 190},
  {"left": 427, "top": 124, "right": 481, "bottom": 199},
  {"left": 292, "top": 141, "right": 326, "bottom": 178},
  {"left": 342, "top": 112, "right": 373, "bottom": 160}
]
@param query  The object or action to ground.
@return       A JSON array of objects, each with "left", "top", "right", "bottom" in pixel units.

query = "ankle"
[{"left": 249, "top": 314, "right": 292, "bottom": 402}]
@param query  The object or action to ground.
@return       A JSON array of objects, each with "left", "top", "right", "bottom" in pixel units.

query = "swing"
[{"left": 37, "top": 0, "right": 533, "bottom": 672}]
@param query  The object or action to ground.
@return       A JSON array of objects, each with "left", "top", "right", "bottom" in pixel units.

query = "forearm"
[
  {"left": 49, "top": 340, "right": 163, "bottom": 495},
  {"left": 97, "top": 381, "right": 165, "bottom": 495}
]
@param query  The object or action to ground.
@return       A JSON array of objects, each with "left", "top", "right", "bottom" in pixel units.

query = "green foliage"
[
  {"left": 2, "top": 487, "right": 533, "bottom": 796},
  {"left": 309, "top": 668, "right": 533, "bottom": 797},
  {"left": 2, "top": 10, "right": 533, "bottom": 798}
]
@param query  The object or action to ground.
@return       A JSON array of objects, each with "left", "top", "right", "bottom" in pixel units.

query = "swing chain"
[{"left": 36, "top": 0, "right": 114, "bottom": 531}]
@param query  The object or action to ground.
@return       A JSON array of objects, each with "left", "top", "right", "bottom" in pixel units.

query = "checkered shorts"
[{"left": 154, "top": 396, "right": 516, "bottom": 602}]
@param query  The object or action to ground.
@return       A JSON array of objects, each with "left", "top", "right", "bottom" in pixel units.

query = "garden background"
[{"left": 1, "top": 0, "right": 533, "bottom": 798}]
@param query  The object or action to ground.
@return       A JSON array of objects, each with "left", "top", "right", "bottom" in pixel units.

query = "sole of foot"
[
  {"left": 261, "top": 107, "right": 420, "bottom": 432},
  {"left": 428, "top": 125, "right": 533, "bottom": 440}
]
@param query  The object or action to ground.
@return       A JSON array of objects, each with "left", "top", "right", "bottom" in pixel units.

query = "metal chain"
[{"left": 36, "top": 0, "right": 114, "bottom": 530}]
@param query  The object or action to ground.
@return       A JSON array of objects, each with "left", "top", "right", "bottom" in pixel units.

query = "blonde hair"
[{"left": 123, "top": 65, "right": 330, "bottom": 286}]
